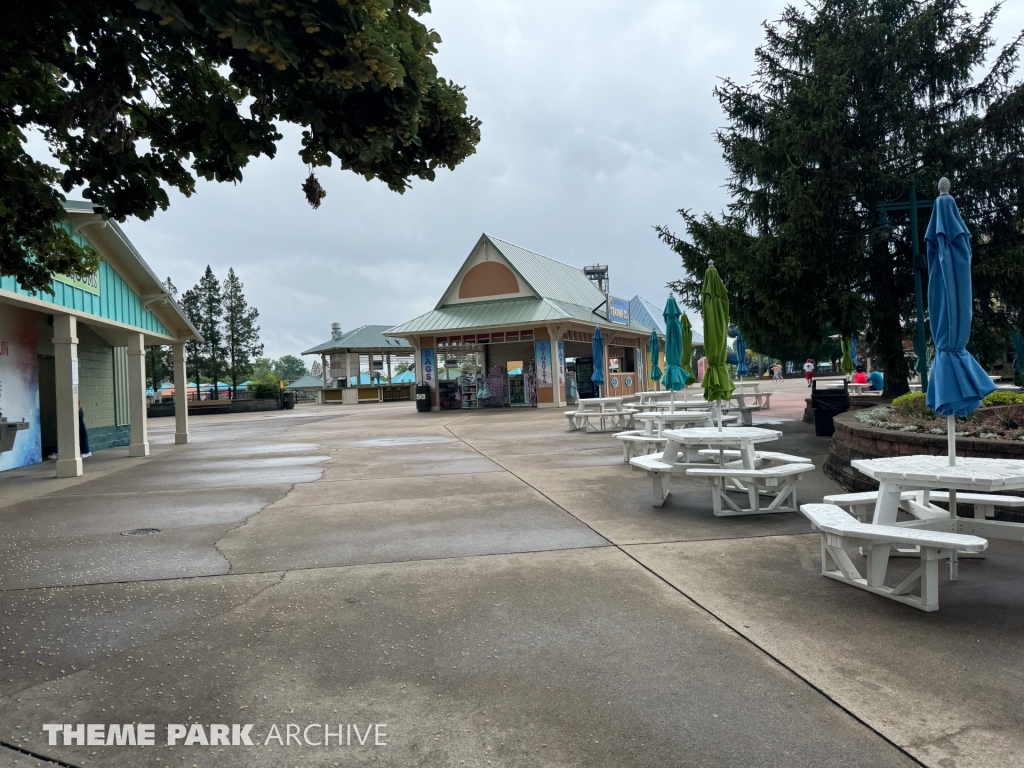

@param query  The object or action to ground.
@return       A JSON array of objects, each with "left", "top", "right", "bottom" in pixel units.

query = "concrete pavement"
[{"left": 0, "top": 392, "right": 1015, "bottom": 766}]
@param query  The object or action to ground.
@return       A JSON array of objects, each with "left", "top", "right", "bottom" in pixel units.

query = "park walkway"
[{"left": 0, "top": 394, "right": 1020, "bottom": 766}]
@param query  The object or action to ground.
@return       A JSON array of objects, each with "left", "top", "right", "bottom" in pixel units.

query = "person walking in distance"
[
  {"left": 772, "top": 362, "right": 783, "bottom": 382},
  {"left": 803, "top": 358, "right": 815, "bottom": 387}
]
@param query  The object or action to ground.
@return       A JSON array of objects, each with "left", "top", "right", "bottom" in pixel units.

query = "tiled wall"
[{"left": 77, "top": 325, "right": 115, "bottom": 430}]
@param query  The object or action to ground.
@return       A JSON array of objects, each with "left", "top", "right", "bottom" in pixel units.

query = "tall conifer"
[
  {"left": 659, "top": 0, "right": 1024, "bottom": 395},
  {"left": 222, "top": 269, "right": 263, "bottom": 397}
]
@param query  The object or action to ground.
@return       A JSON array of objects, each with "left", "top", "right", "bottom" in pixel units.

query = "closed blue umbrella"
[
  {"left": 647, "top": 329, "right": 662, "bottom": 389},
  {"left": 925, "top": 177, "right": 996, "bottom": 465},
  {"left": 591, "top": 327, "right": 605, "bottom": 397},
  {"left": 734, "top": 328, "right": 749, "bottom": 379}
]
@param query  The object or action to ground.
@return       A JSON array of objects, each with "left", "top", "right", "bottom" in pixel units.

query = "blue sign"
[
  {"left": 421, "top": 348, "right": 435, "bottom": 388},
  {"left": 608, "top": 296, "right": 630, "bottom": 326}
]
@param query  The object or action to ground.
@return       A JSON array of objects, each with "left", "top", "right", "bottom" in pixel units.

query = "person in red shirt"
[{"left": 852, "top": 366, "right": 868, "bottom": 385}]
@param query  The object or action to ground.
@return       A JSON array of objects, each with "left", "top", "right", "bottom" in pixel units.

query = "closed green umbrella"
[
  {"left": 840, "top": 336, "right": 855, "bottom": 377},
  {"left": 648, "top": 329, "right": 662, "bottom": 389},
  {"left": 681, "top": 314, "right": 694, "bottom": 398},
  {"left": 701, "top": 261, "right": 734, "bottom": 429},
  {"left": 662, "top": 297, "right": 690, "bottom": 411}
]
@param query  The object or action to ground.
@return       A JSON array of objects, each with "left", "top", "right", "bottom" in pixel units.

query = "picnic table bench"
[
  {"left": 615, "top": 410, "right": 719, "bottom": 462},
  {"left": 630, "top": 426, "right": 808, "bottom": 509},
  {"left": 801, "top": 503, "right": 988, "bottom": 612},
  {"left": 564, "top": 397, "right": 635, "bottom": 433},
  {"left": 734, "top": 382, "right": 773, "bottom": 410}
]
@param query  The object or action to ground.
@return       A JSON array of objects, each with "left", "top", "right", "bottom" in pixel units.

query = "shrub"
[
  {"left": 982, "top": 391, "right": 1024, "bottom": 406},
  {"left": 891, "top": 391, "right": 931, "bottom": 417},
  {"left": 998, "top": 404, "right": 1024, "bottom": 430},
  {"left": 251, "top": 372, "right": 282, "bottom": 400}
]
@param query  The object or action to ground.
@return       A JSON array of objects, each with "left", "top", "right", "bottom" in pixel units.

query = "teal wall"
[{"left": 0, "top": 230, "right": 169, "bottom": 336}]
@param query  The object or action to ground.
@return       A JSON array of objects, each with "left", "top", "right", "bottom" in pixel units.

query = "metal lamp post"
[{"left": 876, "top": 180, "right": 933, "bottom": 391}]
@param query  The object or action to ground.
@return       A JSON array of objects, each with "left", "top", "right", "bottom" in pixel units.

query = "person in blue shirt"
[{"left": 867, "top": 370, "right": 884, "bottom": 391}]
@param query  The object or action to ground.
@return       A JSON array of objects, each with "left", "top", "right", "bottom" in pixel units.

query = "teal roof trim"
[{"left": 0, "top": 236, "right": 169, "bottom": 336}]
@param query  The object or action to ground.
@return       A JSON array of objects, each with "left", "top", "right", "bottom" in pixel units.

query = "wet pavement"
[{"left": 0, "top": 393, "right": 1018, "bottom": 766}]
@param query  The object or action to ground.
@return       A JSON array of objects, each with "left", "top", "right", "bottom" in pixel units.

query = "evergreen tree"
[
  {"left": 222, "top": 269, "right": 263, "bottom": 397},
  {"left": 180, "top": 287, "right": 204, "bottom": 394},
  {"left": 196, "top": 267, "right": 226, "bottom": 399},
  {"left": 658, "top": 0, "right": 1024, "bottom": 396},
  {"left": 146, "top": 278, "right": 178, "bottom": 394}
]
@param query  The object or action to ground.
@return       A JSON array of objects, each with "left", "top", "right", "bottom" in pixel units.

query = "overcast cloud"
[{"left": 113, "top": 0, "right": 1024, "bottom": 359}]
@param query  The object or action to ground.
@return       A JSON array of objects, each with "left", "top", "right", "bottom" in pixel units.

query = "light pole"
[{"left": 876, "top": 180, "right": 933, "bottom": 391}]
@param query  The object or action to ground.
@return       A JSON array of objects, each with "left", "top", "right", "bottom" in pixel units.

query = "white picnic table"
[
  {"left": 663, "top": 426, "right": 782, "bottom": 469},
  {"left": 847, "top": 382, "right": 871, "bottom": 395},
  {"left": 633, "top": 410, "right": 713, "bottom": 436},
  {"left": 565, "top": 396, "right": 634, "bottom": 432},
  {"left": 852, "top": 455, "right": 1024, "bottom": 579}
]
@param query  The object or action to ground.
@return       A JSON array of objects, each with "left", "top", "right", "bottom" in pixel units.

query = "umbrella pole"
[{"left": 947, "top": 415, "right": 956, "bottom": 467}]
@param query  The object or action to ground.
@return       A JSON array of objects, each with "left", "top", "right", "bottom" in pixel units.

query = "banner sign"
[
  {"left": 54, "top": 268, "right": 101, "bottom": 296},
  {"left": 557, "top": 340, "right": 565, "bottom": 385},
  {"left": 535, "top": 340, "right": 552, "bottom": 387},
  {"left": 420, "top": 348, "right": 435, "bottom": 389},
  {"left": 608, "top": 296, "right": 630, "bottom": 325}
]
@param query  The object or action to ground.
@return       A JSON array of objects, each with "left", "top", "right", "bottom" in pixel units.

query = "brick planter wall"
[
  {"left": 802, "top": 395, "right": 892, "bottom": 424},
  {"left": 825, "top": 410, "right": 1024, "bottom": 492}
]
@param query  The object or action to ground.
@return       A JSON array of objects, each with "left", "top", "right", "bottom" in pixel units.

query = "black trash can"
[
  {"left": 811, "top": 379, "right": 849, "bottom": 436},
  {"left": 282, "top": 390, "right": 296, "bottom": 410},
  {"left": 415, "top": 382, "right": 431, "bottom": 412}
]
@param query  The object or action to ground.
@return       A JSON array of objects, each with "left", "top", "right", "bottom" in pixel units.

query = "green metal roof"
[
  {"left": 303, "top": 324, "right": 413, "bottom": 355},
  {"left": 387, "top": 234, "right": 650, "bottom": 338},
  {"left": 286, "top": 374, "right": 324, "bottom": 389},
  {"left": 386, "top": 297, "right": 650, "bottom": 336},
  {"left": 481, "top": 235, "right": 608, "bottom": 308}
]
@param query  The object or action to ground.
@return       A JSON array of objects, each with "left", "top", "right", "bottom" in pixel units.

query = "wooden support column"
[
  {"left": 127, "top": 331, "right": 150, "bottom": 457},
  {"left": 173, "top": 343, "right": 189, "bottom": 444},
  {"left": 53, "top": 314, "right": 82, "bottom": 478}
]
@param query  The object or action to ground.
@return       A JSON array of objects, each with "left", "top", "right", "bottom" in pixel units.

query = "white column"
[
  {"left": 53, "top": 314, "right": 82, "bottom": 478},
  {"left": 321, "top": 353, "right": 328, "bottom": 404},
  {"left": 127, "top": 332, "right": 150, "bottom": 457},
  {"left": 173, "top": 343, "right": 189, "bottom": 444}
]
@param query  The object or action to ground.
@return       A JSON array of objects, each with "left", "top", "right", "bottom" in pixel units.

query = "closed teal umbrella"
[
  {"left": 662, "top": 297, "right": 690, "bottom": 411},
  {"left": 702, "top": 261, "right": 735, "bottom": 429},
  {"left": 647, "top": 329, "right": 662, "bottom": 389}
]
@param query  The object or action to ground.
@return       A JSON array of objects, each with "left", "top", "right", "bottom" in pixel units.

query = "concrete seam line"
[
  {"left": 441, "top": 413, "right": 926, "bottom": 768},
  {"left": 0, "top": 739, "right": 80, "bottom": 768},
  {"left": 0, "top": 545, "right": 617, "bottom": 593}
]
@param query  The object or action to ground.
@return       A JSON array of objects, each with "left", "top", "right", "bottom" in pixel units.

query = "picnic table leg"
[
  {"left": 868, "top": 481, "right": 905, "bottom": 578},
  {"left": 948, "top": 489, "right": 958, "bottom": 581}
]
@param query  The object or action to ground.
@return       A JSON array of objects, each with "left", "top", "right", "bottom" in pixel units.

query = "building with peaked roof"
[
  {"left": 385, "top": 234, "right": 653, "bottom": 410},
  {"left": 0, "top": 201, "right": 201, "bottom": 477},
  {"left": 628, "top": 295, "right": 705, "bottom": 345},
  {"left": 302, "top": 323, "right": 414, "bottom": 404}
]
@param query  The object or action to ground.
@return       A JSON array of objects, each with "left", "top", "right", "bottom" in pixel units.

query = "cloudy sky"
[{"left": 115, "top": 0, "right": 1024, "bottom": 360}]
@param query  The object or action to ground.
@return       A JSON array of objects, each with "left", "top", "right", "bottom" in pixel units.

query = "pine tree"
[
  {"left": 222, "top": 269, "right": 263, "bottom": 397},
  {"left": 180, "top": 287, "right": 204, "bottom": 394},
  {"left": 146, "top": 278, "right": 178, "bottom": 394},
  {"left": 658, "top": 0, "right": 1024, "bottom": 396},
  {"left": 195, "top": 267, "right": 226, "bottom": 399}
]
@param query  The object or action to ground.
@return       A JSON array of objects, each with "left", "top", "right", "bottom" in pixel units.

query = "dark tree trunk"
[{"left": 867, "top": 245, "right": 911, "bottom": 398}]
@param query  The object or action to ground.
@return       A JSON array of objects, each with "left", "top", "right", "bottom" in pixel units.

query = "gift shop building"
[{"left": 385, "top": 234, "right": 652, "bottom": 411}]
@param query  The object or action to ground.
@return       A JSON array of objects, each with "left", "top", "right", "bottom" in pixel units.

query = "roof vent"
[{"left": 331, "top": 322, "right": 343, "bottom": 340}]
